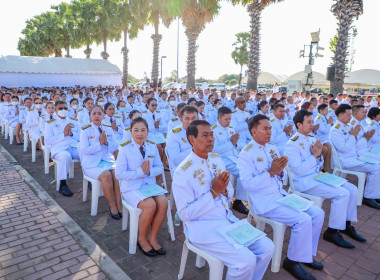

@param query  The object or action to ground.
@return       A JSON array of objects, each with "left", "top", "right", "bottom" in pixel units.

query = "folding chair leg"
[
  {"left": 178, "top": 242, "right": 189, "bottom": 280},
  {"left": 55, "top": 163, "right": 60, "bottom": 191},
  {"left": 128, "top": 213, "right": 140, "bottom": 254},
  {"left": 122, "top": 206, "right": 129, "bottom": 231},
  {"left": 23, "top": 132, "right": 28, "bottom": 152},
  {"left": 195, "top": 255, "right": 206, "bottom": 268},
  {"left": 69, "top": 162, "right": 75, "bottom": 178},
  {"left": 44, "top": 149, "right": 50, "bottom": 174},
  {"left": 166, "top": 203, "right": 175, "bottom": 241},
  {"left": 31, "top": 141, "right": 36, "bottom": 162},
  {"left": 271, "top": 225, "right": 286, "bottom": 273},
  {"left": 91, "top": 183, "right": 100, "bottom": 216},
  {"left": 82, "top": 178, "right": 88, "bottom": 202},
  {"left": 357, "top": 176, "right": 366, "bottom": 206},
  {"left": 209, "top": 261, "right": 225, "bottom": 280}
]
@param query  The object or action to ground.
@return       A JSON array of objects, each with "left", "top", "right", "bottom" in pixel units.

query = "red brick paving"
[{"left": 0, "top": 152, "right": 107, "bottom": 280}]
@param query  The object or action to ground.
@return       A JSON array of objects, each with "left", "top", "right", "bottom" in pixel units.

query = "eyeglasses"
[
  {"left": 57, "top": 107, "right": 68, "bottom": 110},
  {"left": 150, "top": 104, "right": 158, "bottom": 107}
]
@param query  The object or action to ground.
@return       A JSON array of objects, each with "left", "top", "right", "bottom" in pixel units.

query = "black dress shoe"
[
  {"left": 137, "top": 242, "right": 157, "bottom": 257},
  {"left": 303, "top": 259, "right": 324, "bottom": 270},
  {"left": 59, "top": 185, "right": 73, "bottom": 197},
  {"left": 109, "top": 208, "right": 121, "bottom": 220},
  {"left": 153, "top": 247, "right": 166, "bottom": 255},
  {"left": 323, "top": 230, "right": 355, "bottom": 249},
  {"left": 341, "top": 225, "right": 366, "bottom": 242},
  {"left": 283, "top": 257, "right": 316, "bottom": 280},
  {"left": 232, "top": 200, "right": 249, "bottom": 215},
  {"left": 376, "top": 199, "right": 380, "bottom": 204},
  {"left": 16, "top": 142, "right": 23, "bottom": 145},
  {"left": 118, "top": 212, "right": 123, "bottom": 218},
  {"left": 88, "top": 182, "right": 92, "bottom": 190},
  {"left": 363, "top": 198, "right": 380, "bottom": 209}
]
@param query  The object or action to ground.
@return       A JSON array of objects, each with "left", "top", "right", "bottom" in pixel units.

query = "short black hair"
[
  {"left": 116, "top": 100, "right": 126, "bottom": 108},
  {"left": 55, "top": 100, "right": 66, "bottom": 107},
  {"left": 187, "top": 97, "right": 197, "bottom": 105},
  {"left": 329, "top": 99, "right": 338, "bottom": 106},
  {"left": 218, "top": 106, "right": 232, "bottom": 117},
  {"left": 180, "top": 105, "right": 198, "bottom": 118},
  {"left": 147, "top": 97, "right": 157, "bottom": 106},
  {"left": 83, "top": 97, "right": 93, "bottom": 104},
  {"left": 258, "top": 101, "right": 268, "bottom": 111},
  {"left": 70, "top": 98, "right": 78, "bottom": 105},
  {"left": 131, "top": 117, "right": 148, "bottom": 130},
  {"left": 196, "top": 101, "right": 205, "bottom": 107},
  {"left": 367, "top": 107, "right": 380, "bottom": 120},
  {"left": 273, "top": 103, "right": 284, "bottom": 111},
  {"left": 335, "top": 104, "right": 352, "bottom": 117},
  {"left": 186, "top": 120, "right": 211, "bottom": 145},
  {"left": 214, "top": 98, "right": 221, "bottom": 105},
  {"left": 352, "top": 104, "right": 364, "bottom": 114},
  {"left": 248, "top": 115, "right": 269, "bottom": 135},
  {"left": 128, "top": 110, "right": 141, "bottom": 119},
  {"left": 293, "top": 110, "right": 313, "bottom": 128},
  {"left": 317, "top": 104, "right": 328, "bottom": 112}
]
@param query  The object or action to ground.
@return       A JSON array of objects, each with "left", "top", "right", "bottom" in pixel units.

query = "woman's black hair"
[{"left": 131, "top": 117, "right": 148, "bottom": 130}]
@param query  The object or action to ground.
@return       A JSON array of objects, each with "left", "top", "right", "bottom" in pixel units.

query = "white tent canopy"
[
  {"left": 345, "top": 69, "right": 380, "bottom": 87},
  {"left": 242, "top": 71, "right": 288, "bottom": 85},
  {"left": 0, "top": 55, "right": 122, "bottom": 87},
  {"left": 283, "top": 71, "right": 329, "bottom": 87}
]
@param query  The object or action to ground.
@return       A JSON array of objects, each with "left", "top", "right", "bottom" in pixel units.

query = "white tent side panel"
[{"left": 0, "top": 72, "right": 122, "bottom": 88}]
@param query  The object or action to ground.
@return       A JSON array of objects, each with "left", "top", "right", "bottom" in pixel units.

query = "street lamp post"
[
  {"left": 299, "top": 30, "right": 324, "bottom": 91},
  {"left": 161, "top": 56, "right": 167, "bottom": 82}
]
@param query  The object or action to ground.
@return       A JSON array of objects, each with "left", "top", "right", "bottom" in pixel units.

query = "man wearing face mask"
[{"left": 44, "top": 101, "right": 80, "bottom": 197}]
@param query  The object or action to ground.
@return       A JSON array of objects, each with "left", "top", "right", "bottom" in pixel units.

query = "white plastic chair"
[
  {"left": 1, "top": 121, "right": 5, "bottom": 136},
  {"left": 23, "top": 131, "right": 29, "bottom": 152},
  {"left": 40, "top": 138, "right": 51, "bottom": 173},
  {"left": 31, "top": 139, "right": 37, "bottom": 162},
  {"left": 331, "top": 145, "right": 366, "bottom": 206},
  {"left": 246, "top": 193, "right": 286, "bottom": 273},
  {"left": 8, "top": 126, "right": 14, "bottom": 144},
  {"left": 121, "top": 182, "right": 175, "bottom": 254},
  {"left": 53, "top": 158, "right": 79, "bottom": 191},
  {"left": 286, "top": 166, "right": 325, "bottom": 208},
  {"left": 164, "top": 147, "right": 176, "bottom": 209},
  {"left": 178, "top": 237, "right": 224, "bottom": 280},
  {"left": 82, "top": 174, "right": 104, "bottom": 216},
  {"left": 4, "top": 123, "right": 8, "bottom": 139}
]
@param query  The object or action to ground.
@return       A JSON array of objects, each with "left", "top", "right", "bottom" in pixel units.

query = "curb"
[{"left": 0, "top": 145, "right": 132, "bottom": 280}]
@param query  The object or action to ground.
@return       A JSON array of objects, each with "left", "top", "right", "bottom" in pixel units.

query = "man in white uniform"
[
  {"left": 330, "top": 104, "right": 380, "bottom": 209},
  {"left": 238, "top": 115, "right": 325, "bottom": 280},
  {"left": 173, "top": 120, "right": 274, "bottom": 280},
  {"left": 44, "top": 101, "right": 80, "bottom": 196},
  {"left": 212, "top": 106, "right": 248, "bottom": 214},
  {"left": 285, "top": 110, "right": 366, "bottom": 249},
  {"left": 231, "top": 97, "right": 251, "bottom": 147},
  {"left": 269, "top": 104, "right": 293, "bottom": 155}
]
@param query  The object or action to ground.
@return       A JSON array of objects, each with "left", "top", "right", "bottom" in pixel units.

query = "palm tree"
[
  {"left": 117, "top": 0, "right": 149, "bottom": 86},
  {"left": 231, "top": 0, "right": 283, "bottom": 91},
  {"left": 176, "top": 0, "right": 221, "bottom": 89},
  {"left": 330, "top": 0, "right": 363, "bottom": 96},
  {"left": 231, "top": 32, "right": 249, "bottom": 86},
  {"left": 148, "top": 0, "right": 175, "bottom": 87},
  {"left": 93, "top": 0, "right": 121, "bottom": 59},
  {"left": 71, "top": 0, "right": 98, "bottom": 59}
]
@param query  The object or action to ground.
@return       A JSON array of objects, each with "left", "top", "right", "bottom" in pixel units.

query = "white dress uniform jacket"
[
  {"left": 367, "top": 120, "right": 380, "bottom": 149},
  {"left": 26, "top": 108, "right": 45, "bottom": 141},
  {"left": 103, "top": 114, "right": 125, "bottom": 140},
  {"left": 314, "top": 114, "right": 332, "bottom": 143},
  {"left": 166, "top": 125, "right": 192, "bottom": 170},
  {"left": 77, "top": 108, "right": 91, "bottom": 128},
  {"left": 269, "top": 116, "right": 290, "bottom": 155},
  {"left": 231, "top": 108, "right": 251, "bottom": 147}
]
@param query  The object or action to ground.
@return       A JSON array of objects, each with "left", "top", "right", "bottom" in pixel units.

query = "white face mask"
[
  {"left": 98, "top": 102, "right": 105, "bottom": 106},
  {"left": 11, "top": 101, "right": 18, "bottom": 106},
  {"left": 35, "top": 104, "right": 43, "bottom": 110},
  {"left": 216, "top": 104, "right": 222, "bottom": 109},
  {"left": 169, "top": 101, "right": 176, "bottom": 106},
  {"left": 71, "top": 104, "right": 78, "bottom": 110},
  {"left": 73, "top": 94, "right": 79, "bottom": 99},
  {"left": 57, "top": 110, "right": 68, "bottom": 118}
]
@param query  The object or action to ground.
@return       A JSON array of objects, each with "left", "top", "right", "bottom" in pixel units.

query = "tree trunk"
[
  {"left": 247, "top": 3, "right": 263, "bottom": 91},
  {"left": 185, "top": 28, "right": 201, "bottom": 89},
  {"left": 122, "top": 29, "right": 129, "bottom": 87},
  {"left": 330, "top": 0, "right": 362, "bottom": 96},
  {"left": 65, "top": 35, "right": 71, "bottom": 58},
  {"left": 151, "top": 17, "right": 161, "bottom": 88},
  {"left": 238, "top": 64, "right": 243, "bottom": 86},
  {"left": 54, "top": 47, "right": 62, "bottom": 57},
  {"left": 84, "top": 42, "right": 92, "bottom": 59},
  {"left": 101, "top": 30, "right": 109, "bottom": 59}
]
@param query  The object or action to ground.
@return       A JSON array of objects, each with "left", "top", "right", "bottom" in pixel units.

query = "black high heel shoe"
[
  {"left": 137, "top": 242, "right": 157, "bottom": 257},
  {"left": 109, "top": 207, "right": 121, "bottom": 220}
]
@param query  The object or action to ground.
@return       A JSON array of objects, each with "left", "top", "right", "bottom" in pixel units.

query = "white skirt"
[
  {"left": 83, "top": 164, "right": 115, "bottom": 180},
  {"left": 122, "top": 190, "right": 166, "bottom": 208}
]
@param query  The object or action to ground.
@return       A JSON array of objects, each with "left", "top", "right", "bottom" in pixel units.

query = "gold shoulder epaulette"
[
  {"left": 172, "top": 127, "right": 182, "bottom": 133},
  {"left": 270, "top": 118, "right": 275, "bottom": 122},
  {"left": 78, "top": 108, "right": 83, "bottom": 112},
  {"left": 316, "top": 115, "right": 321, "bottom": 119},
  {"left": 114, "top": 116, "right": 121, "bottom": 118},
  {"left": 244, "top": 143, "right": 253, "bottom": 151},
  {"left": 165, "top": 106, "right": 169, "bottom": 109},
  {"left": 209, "top": 153, "right": 220, "bottom": 157},
  {"left": 351, "top": 120, "right": 355, "bottom": 125},
  {"left": 146, "top": 139, "right": 155, "bottom": 144},
  {"left": 229, "top": 125, "right": 233, "bottom": 128},
  {"left": 81, "top": 124, "right": 90, "bottom": 130},
  {"left": 181, "top": 160, "right": 192, "bottom": 171},
  {"left": 335, "top": 124, "right": 340, "bottom": 129},
  {"left": 40, "top": 114, "right": 45, "bottom": 117},
  {"left": 171, "top": 117, "right": 179, "bottom": 122},
  {"left": 120, "top": 140, "right": 131, "bottom": 147},
  {"left": 102, "top": 123, "right": 111, "bottom": 127},
  {"left": 28, "top": 108, "right": 34, "bottom": 111},
  {"left": 70, "top": 117, "right": 78, "bottom": 121},
  {"left": 211, "top": 124, "right": 217, "bottom": 130},
  {"left": 156, "top": 110, "right": 161, "bottom": 113},
  {"left": 370, "top": 122, "right": 374, "bottom": 126},
  {"left": 291, "top": 135, "right": 299, "bottom": 141},
  {"left": 47, "top": 118, "right": 55, "bottom": 124},
  {"left": 308, "top": 134, "right": 315, "bottom": 137},
  {"left": 125, "top": 126, "right": 131, "bottom": 131},
  {"left": 142, "top": 111, "right": 147, "bottom": 113},
  {"left": 232, "top": 110, "right": 237, "bottom": 113}
]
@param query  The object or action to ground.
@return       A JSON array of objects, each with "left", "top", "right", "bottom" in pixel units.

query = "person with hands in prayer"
[
  {"left": 238, "top": 115, "right": 325, "bottom": 280},
  {"left": 173, "top": 120, "right": 274, "bottom": 280}
]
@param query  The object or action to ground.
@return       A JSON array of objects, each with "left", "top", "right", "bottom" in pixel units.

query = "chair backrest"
[
  {"left": 330, "top": 144, "right": 342, "bottom": 170},
  {"left": 285, "top": 165, "right": 296, "bottom": 193}
]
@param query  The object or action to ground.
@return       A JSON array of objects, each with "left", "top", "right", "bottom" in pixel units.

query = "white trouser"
[
  {"left": 303, "top": 182, "right": 357, "bottom": 230},
  {"left": 261, "top": 205, "right": 324, "bottom": 263},
  {"left": 227, "top": 164, "right": 247, "bottom": 201},
  {"left": 53, "top": 147, "right": 79, "bottom": 180},
  {"left": 192, "top": 236, "right": 274, "bottom": 280},
  {"left": 341, "top": 159, "right": 380, "bottom": 199}
]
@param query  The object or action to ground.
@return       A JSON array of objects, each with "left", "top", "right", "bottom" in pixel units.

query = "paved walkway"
[{"left": 0, "top": 134, "right": 380, "bottom": 280}]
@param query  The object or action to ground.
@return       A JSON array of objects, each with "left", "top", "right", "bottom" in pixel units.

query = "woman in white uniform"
[
  {"left": 103, "top": 102, "right": 125, "bottom": 141},
  {"left": 68, "top": 98, "right": 79, "bottom": 119},
  {"left": 77, "top": 97, "right": 93, "bottom": 128},
  {"left": 116, "top": 117, "right": 168, "bottom": 257},
  {"left": 122, "top": 110, "right": 141, "bottom": 142},
  {"left": 39, "top": 101, "right": 55, "bottom": 146},
  {"left": 367, "top": 107, "right": 380, "bottom": 150},
  {"left": 79, "top": 105, "right": 122, "bottom": 219},
  {"left": 26, "top": 98, "right": 44, "bottom": 144}
]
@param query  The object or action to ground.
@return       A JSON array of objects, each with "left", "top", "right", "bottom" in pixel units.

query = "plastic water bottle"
[{"left": 174, "top": 212, "right": 180, "bottom": 226}]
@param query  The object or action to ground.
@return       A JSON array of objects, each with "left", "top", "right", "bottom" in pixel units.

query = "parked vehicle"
[{"left": 209, "top": 83, "right": 227, "bottom": 91}]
